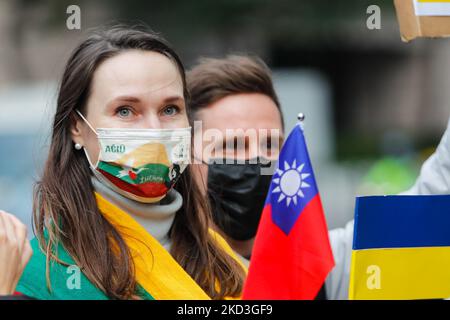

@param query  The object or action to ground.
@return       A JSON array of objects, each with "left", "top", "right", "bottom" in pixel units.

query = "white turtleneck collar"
[{"left": 91, "top": 177, "right": 182, "bottom": 252}]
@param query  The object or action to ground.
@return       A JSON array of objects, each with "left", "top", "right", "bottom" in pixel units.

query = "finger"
[
  {"left": 23, "top": 238, "right": 33, "bottom": 264},
  {"left": 14, "top": 240, "right": 32, "bottom": 284},
  {"left": 0, "top": 211, "right": 6, "bottom": 243},
  {"left": 21, "top": 240, "right": 32, "bottom": 268},
  {"left": 7, "top": 213, "right": 27, "bottom": 253},
  {"left": 0, "top": 212, "right": 21, "bottom": 289},
  {"left": 2, "top": 212, "right": 17, "bottom": 245},
  {"left": 6, "top": 213, "right": 25, "bottom": 229}
]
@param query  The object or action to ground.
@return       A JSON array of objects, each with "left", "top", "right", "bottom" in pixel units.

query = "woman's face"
[{"left": 71, "top": 50, "right": 188, "bottom": 164}]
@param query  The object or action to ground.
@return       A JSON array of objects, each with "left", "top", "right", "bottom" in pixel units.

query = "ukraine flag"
[{"left": 349, "top": 195, "right": 450, "bottom": 300}]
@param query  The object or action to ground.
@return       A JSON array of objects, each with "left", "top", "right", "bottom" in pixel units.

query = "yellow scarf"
[{"left": 95, "top": 192, "right": 246, "bottom": 300}]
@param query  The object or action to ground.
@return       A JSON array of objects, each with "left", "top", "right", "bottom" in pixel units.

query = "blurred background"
[{"left": 1, "top": 0, "right": 448, "bottom": 234}]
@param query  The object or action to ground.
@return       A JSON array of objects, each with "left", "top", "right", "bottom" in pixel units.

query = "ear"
[{"left": 70, "top": 111, "right": 85, "bottom": 147}]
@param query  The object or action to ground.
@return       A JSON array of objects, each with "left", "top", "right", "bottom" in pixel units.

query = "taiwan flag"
[{"left": 243, "top": 122, "right": 335, "bottom": 299}]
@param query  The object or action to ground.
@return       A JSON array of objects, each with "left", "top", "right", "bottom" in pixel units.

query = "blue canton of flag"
[{"left": 266, "top": 124, "right": 319, "bottom": 235}]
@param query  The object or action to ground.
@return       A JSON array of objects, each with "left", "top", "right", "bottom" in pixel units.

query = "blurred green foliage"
[{"left": 360, "top": 157, "right": 418, "bottom": 195}]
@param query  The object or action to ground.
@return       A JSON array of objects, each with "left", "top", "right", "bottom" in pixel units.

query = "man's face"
[{"left": 192, "top": 92, "right": 284, "bottom": 194}]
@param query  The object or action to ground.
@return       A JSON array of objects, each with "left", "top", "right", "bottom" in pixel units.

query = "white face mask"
[{"left": 76, "top": 110, "right": 191, "bottom": 203}]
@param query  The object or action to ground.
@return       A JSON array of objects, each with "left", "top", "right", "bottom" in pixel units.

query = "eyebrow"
[
  {"left": 110, "top": 95, "right": 184, "bottom": 104},
  {"left": 111, "top": 95, "right": 141, "bottom": 103},
  {"left": 163, "top": 95, "right": 185, "bottom": 104}
]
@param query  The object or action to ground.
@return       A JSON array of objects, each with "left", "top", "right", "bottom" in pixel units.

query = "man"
[
  {"left": 188, "top": 55, "right": 284, "bottom": 260},
  {"left": 187, "top": 55, "right": 337, "bottom": 299}
]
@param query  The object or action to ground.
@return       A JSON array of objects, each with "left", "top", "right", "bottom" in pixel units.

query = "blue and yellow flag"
[{"left": 349, "top": 195, "right": 450, "bottom": 300}]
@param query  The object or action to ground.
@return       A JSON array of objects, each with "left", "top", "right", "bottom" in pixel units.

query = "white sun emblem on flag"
[{"left": 272, "top": 159, "right": 311, "bottom": 207}]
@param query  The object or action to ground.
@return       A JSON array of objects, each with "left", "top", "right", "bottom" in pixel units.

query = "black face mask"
[{"left": 207, "top": 158, "right": 273, "bottom": 241}]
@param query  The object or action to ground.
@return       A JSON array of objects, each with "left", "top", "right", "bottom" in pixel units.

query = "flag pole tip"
[{"left": 297, "top": 113, "right": 305, "bottom": 122}]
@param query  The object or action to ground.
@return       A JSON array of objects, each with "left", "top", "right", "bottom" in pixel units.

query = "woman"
[
  {"left": 14, "top": 25, "right": 246, "bottom": 300},
  {"left": 0, "top": 211, "right": 32, "bottom": 297}
]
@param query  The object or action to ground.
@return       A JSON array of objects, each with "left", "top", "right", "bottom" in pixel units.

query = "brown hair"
[
  {"left": 187, "top": 54, "right": 284, "bottom": 127},
  {"left": 33, "top": 24, "right": 245, "bottom": 299}
]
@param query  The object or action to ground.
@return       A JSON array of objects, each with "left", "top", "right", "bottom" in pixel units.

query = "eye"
[
  {"left": 162, "top": 105, "right": 180, "bottom": 116},
  {"left": 116, "top": 106, "right": 133, "bottom": 118}
]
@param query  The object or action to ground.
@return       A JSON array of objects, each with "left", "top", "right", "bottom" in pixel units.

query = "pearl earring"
[{"left": 74, "top": 143, "right": 82, "bottom": 150}]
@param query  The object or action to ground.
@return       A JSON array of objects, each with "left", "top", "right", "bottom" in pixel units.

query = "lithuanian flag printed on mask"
[
  {"left": 349, "top": 195, "right": 450, "bottom": 300},
  {"left": 98, "top": 142, "right": 174, "bottom": 201}
]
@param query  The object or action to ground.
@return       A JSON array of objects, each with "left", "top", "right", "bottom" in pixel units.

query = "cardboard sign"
[
  {"left": 394, "top": 0, "right": 450, "bottom": 41},
  {"left": 414, "top": 0, "right": 450, "bottom": 16}
]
